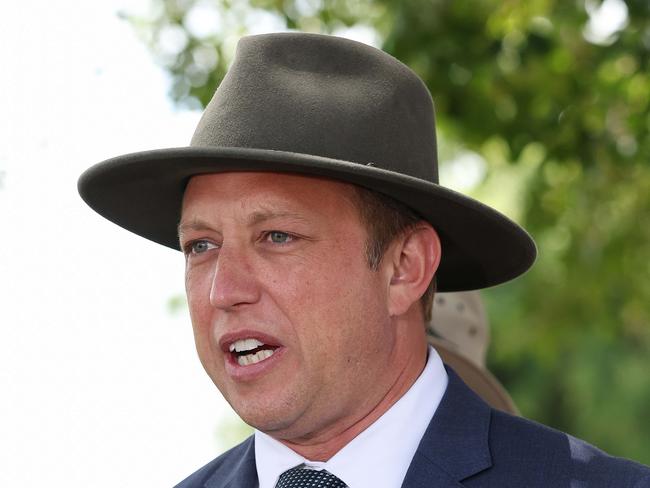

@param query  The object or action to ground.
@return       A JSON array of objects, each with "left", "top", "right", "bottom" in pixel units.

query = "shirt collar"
[{"left": 255, "top": 345, "right": 448, "bottom": 488}]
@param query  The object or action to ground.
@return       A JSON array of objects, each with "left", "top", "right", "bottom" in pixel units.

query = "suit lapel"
[
  {"left": 401, "top": 368, "right": 493, "bottom": 487},
  {"left": 204, "top": 436, "right": 258, "bottom": 488}
]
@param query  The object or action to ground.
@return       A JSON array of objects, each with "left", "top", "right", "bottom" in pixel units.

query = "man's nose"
[{"left": 209, "top": 246, "right": 260, "bottom": 310}]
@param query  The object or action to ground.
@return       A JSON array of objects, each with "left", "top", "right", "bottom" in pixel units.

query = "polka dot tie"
[{"left": 275, "top": 466, "right": 348, "bottom": 487}]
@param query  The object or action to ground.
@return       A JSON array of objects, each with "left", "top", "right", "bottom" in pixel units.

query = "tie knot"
[{"left": 276, "top": 466, "right": 348, "bottom": 488}]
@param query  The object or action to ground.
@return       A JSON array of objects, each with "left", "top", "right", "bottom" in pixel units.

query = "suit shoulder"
[
  {"left": 174, "top": 437, "right": 255, "bottom": 488},
  {"left": 486, "top": 410, "right": 650, "bottom": 487}
]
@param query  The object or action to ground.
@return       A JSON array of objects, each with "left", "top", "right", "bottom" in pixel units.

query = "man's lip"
[{"left": 218, "top": 330, "right": 283, "bottom": 353}]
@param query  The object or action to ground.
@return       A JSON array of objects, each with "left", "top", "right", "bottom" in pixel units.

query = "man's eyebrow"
[
  {"left": 246, "top": 210, "right": 309, "bottom": 226},
  {"left": 177, "top": 219, "right": 214, "bottom": 239}
]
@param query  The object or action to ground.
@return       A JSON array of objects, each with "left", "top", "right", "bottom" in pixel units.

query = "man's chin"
[
  {"left": 238, "top": 410, "right": 300, "bottom": 436},
  {"left": 226, "top": 394, "right": 303, "bottom": 434}
]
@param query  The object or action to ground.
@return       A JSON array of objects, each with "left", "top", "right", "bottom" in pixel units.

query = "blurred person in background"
[{"left": 428, "top": 291, "right": 518, "bottom": 416}]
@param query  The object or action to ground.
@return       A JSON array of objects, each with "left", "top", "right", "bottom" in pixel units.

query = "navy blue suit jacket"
[{"left": 175, "top": 369, "right": 650, "bottom": 487}]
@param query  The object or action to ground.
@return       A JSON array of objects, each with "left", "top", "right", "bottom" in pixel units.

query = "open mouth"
[{"left": 229, "top": 338, "right": 279, "bottom": 366}]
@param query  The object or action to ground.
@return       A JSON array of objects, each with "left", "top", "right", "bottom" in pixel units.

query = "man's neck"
[{"left": 276, "top": 339, "right": 428, "bottom": 461}]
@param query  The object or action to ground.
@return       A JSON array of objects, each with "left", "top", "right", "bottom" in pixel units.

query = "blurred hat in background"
[{"left": 428, "top": 291, "right": 518, "bottom": 415}]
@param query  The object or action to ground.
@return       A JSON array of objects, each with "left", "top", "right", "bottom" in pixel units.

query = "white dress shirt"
[{"left": 255, "top": 345, "right": 448, "bottom": 488}]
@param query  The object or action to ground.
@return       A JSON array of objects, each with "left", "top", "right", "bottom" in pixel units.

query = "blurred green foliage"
[
  {"left": 126, "top": 0, "right": 650, "bottom": 464},
  {"left": 215, "top": 411, "right": 254, "bottom": 452}
]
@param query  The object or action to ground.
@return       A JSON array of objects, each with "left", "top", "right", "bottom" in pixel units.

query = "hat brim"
[
  {"left": 78, "top": 146, "right": 536, "bottom": 292},
  {"left": 429, "top": 337, "right": 518, "bottom": 414}
]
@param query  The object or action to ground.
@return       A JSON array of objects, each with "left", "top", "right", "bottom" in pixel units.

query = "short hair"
[{"left": 350, "top": 186, "right": 437, "bottom": 322}]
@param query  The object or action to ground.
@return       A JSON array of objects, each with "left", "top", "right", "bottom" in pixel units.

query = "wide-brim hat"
[
  {"left": 428, "top": 292, "right": 518, "bottom": 414},
  {"left": 78, "top": 32, "right": 536, "bottom": 291}
]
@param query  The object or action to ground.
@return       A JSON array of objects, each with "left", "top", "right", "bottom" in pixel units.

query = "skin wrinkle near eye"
[{"left": 178, "top": 218, "right": 221, "bottom": 247}]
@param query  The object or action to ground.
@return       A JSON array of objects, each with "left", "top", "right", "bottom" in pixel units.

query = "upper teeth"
[{"left": 229, "top": 338, "right": 264, "bottom": 353}]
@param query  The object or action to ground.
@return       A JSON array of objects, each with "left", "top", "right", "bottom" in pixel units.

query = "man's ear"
[{"left": 386, "top": 224, "right": 441, "bottom": 317}]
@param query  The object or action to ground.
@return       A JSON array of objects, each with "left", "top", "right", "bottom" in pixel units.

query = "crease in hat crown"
[{"left": 78, "top": 31, "right": 537, "bottom": 292}]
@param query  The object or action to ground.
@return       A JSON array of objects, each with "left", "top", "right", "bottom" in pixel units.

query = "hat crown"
[{"left": 190, "top": 33, "right": 439, "bottom": 183}]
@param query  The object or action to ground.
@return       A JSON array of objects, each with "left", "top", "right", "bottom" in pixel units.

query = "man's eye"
[
  {"left": 266, "top": 231, "right": 294, "bottom": 244},
  {"left": 187, "top": 240, "right": 217, "bottom": 255}
]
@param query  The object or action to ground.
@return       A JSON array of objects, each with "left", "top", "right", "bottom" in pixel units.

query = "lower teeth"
[{"left": 237, "top": 349, "right": 274, "bottom": 366}]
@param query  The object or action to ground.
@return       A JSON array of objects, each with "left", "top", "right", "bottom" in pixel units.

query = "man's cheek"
[{"left": 186, "top": 272, "right": 214, "bottom": 316}]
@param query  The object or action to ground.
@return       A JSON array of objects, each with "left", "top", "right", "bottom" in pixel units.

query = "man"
[{"left": 79, "top": 33, "right": 649, "bottom": 487}]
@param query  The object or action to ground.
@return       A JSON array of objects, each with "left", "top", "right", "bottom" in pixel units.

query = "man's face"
[{"left": 180, "top": 172, "right": 407, "bottom": 441}]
